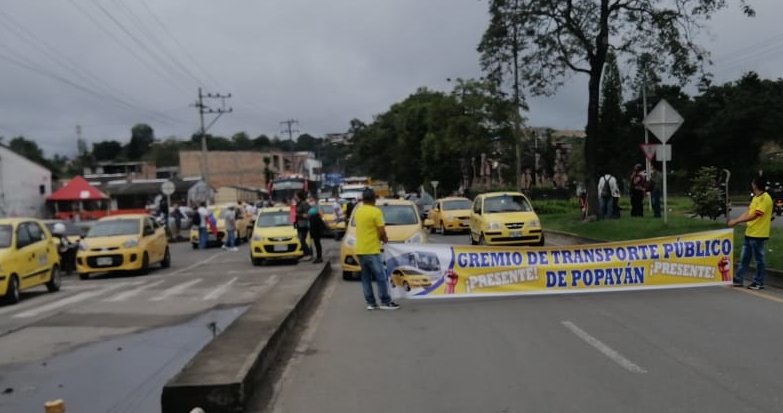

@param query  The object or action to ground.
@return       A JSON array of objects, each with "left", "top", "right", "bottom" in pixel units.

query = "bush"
[{"left": 689, "top": 166, "right": 725, "bottom": 220}]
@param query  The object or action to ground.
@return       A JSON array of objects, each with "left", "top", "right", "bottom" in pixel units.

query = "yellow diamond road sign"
[{"left": 643, "top": 99, "right": 683, "bottom": 144}]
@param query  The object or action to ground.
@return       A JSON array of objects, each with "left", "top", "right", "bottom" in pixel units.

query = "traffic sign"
[
  {"left": 640, "top": 144, "right": 658, "bottom": 161},
  {"left": 643, "top": 99, "right": 683, "bottom": 144},
  {"left": 431, "top": 181, "right": 439, "bottom": 199},
  {"left": 655, "top": 144, "right": 672, "bottom": 162},
  {"left": 161, "top": 181, "right": 175, "bottom": 196}
]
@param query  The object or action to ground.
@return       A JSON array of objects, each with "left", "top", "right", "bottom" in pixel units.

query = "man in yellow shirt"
[
  {"left": 354, "top": 189, "right": 399, "bottom": 310},
  {"left": 728, "top": 176, "right": 773, "bottom": 290}
]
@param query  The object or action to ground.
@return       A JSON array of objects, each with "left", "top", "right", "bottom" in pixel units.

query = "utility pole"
[
  {"left": 194, "top": 87, "right": 232, "bottom": 185},
  {"left": 280, "top": 119, "right": 299, "bottom": 174}
]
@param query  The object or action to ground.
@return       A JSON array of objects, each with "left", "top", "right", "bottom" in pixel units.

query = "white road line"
[
  {"left": 149, "top": 278, "right": 203, "bottom": 302},
  {"left": 561, "top": 320, "right": 647, "bottom": 374},
  {"left": 12, "top": 282, "right": 135, "bottom": 319},
  {"left": 202, "top": 277, "right": 238, "bottom": 300},
  {"left": 103, "top": 280, "right": 165, "bottom": 302},
  {"left": 167, "top": 252, "right": 222, "bottom": 276}
]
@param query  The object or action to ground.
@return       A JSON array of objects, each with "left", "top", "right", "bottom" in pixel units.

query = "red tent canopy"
[{"left": 48, "top": 176, "right": 108, "bottom": 201}]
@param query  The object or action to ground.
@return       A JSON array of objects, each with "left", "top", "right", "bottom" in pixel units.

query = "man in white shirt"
[
  {"left": 197, "top": 202, "right": 209, "bottom": 249},
  {"left": 597, "top": 173, "right": 619, "bottom": 220}
]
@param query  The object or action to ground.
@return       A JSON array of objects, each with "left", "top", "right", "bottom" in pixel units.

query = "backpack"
[
  {"left": 600, "top": 175, "right": 612, "bottom": 197},
  {"left": 191, "top": 210, "right": 201, "bottom": 227}
]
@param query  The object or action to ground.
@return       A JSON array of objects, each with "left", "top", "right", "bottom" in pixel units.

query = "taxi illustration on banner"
[{"left": 390, "top": 267, "right": 434, "bottom": 291}]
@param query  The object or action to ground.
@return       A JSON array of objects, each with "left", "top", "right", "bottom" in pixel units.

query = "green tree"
[
  {"left": 478, "top": 0, "right": 754, "bottom": 215},
  {"left": 252, "top": 134, "right": 272, "bottom": 149},
  {"left": 8, "top": 136, "right": 45, "bottom": 164},
  {"left": 231, "top": 132, "right": 252, "bottom": 150},
  {"left": 92, "top": 140, "right": 123, "bottom": 161},
  {"left": 146, "top": 138, "right": 182, "bottom": 167},
  {"left": 597, "top": 51, "right": 629, "bottom": 177},
  {"left": 126, "top": 123, "right": 155, "bottom": 159}
]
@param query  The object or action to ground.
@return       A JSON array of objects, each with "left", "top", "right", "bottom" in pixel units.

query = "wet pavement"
[{"left": 0, "top": 306, "right": 247, "bottom": 413}]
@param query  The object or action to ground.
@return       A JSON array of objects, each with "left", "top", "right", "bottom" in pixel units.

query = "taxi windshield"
[
  {"left": 86, "top": 219, "right": 140, "bottom": 237},
  {"left": 257, "top": 212, "right": 291, "bottom": 227},
  {"left": 484, "top": 195, "right": 533, "bottom": 213},
  {"left": 379, "top": 205, "right": 419, "bottom": 226},
  {"left": 443, "top": 200, "right": 472, "bottom": 211},
  {"left": 319, "top": 204, "right": 336, "bottom": 214},
  {"left": 0, "top": 225, "right": 11, "bottom": 248}
]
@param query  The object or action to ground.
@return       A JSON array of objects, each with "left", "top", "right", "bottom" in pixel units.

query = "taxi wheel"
[
  {"left": 4, "top": 275, "right": 20, "bottom": 304},
  {"left": 251, "top": 257, "right": 264, "bottom": 266},
  {"left": 46, "top": 266, "right": 61, "bottom": 292},
  {"left": 161, "top": 247, "right": 171, "bottom": 268},
  {"left": 191, "top": 243, "right": 198, "bottom": 250},
  {"left": 79, "top": 273, "right": 89, "bottom": 280},
  {"left": 535, "top": 235, "right": 545, "bottom": 247},
  {"left": 139, "top": 252, "right": 150, "bottom": 275},
  {"left": 438, "top": 222, "right": 445, "bottom": 235},
  {"left": 403, "top": 281, "right": 411, "bottom": 292},
  {"left": 479, "top": 234, "right": 487, "bottom": 246},
  {"left": 429, "top": 224, "right": 436, "bottom": 234},
  {"left": 470, "top": 232, "right": 478, "bottom": 245}
]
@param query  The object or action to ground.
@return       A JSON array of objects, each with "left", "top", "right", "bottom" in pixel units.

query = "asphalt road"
[
  {"left": 268, "top": 231, "right": 783, "bottom": 413},
  {"left": 730, "top": 203, "right": 783, "bottom": 229},
  {"left": 0, "top": 239, "right": 338, "bottom": 413}
]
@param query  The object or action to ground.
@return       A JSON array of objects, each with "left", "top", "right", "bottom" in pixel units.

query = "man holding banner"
[
  {"left": 729, "top": 176, "right": 773, "bottom": 290},
  {"left": 355, "top": 189, "right": 400, "bottom": 310}
]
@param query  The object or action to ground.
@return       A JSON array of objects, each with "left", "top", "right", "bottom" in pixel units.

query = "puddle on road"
[{"left": 0, "top": 305, "right": 248, "bottom": 413}]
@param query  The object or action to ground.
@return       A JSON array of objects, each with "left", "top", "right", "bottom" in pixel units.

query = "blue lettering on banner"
[
  {"left": 550, "top": 266, "right": 646, "bottom": 288},
  {"left": 457, "top": 252, "right": 525, "bottom": 268}
]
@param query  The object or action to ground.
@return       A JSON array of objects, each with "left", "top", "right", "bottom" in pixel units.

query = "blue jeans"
[
  {"left": 734, "top": 237, "right": 766, "bottom": 285},
  {"left": 198, "top": 227, "right": 208, "bottom": 249},
  {"left": 297, "top": 227, "right": 311, "bottom": 256},
  {"left": 358, "top": 254, "right": 391, "bottom": 305},
  {"left": 225, "top": 229, "right": 236, "bottom": 248},
  {"left": 599, "top": 196, "right": 613, "bottom": 219},
  {"left": 651, "top": 190, "right": 662, "bottom": 218}
]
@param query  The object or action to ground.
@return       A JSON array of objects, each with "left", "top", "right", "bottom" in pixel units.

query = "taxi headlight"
[
  {"left": 123, "top": 238, "right": 139, "bottom": 248},
  {"left": 405, "top": 232, "right": 424, "bottom": 244},
  {"left": 528, "top": 219, "right": 541, "bottom": 228},
  {"left": 252, "top": 234, "right": 264, "bottom": 242},
  {"left": 345, "top": 235, "right": 356, "bottom": 247},
  {"left": 486, "top": 222, "right": 501, "bottom": 230}
]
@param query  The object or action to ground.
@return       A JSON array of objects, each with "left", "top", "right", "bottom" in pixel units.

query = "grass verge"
[{"left": 534, "top": 197, "right": 783, "bottom": 270}]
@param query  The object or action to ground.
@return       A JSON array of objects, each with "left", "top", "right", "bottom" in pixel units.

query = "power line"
[
  {"left": 194, "top": 88, "right": 233, "bottom": 183},
  {"left": 138, "top": 0, "right": 219, "bottom": 88}
]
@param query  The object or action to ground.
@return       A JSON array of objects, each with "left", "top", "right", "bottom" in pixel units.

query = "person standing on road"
[
  {"left": 295, "top": 191, "right": 313, "bottom": 260},
  {"left": 729, "top": 176, "right": 773, "bottom": 290},
  {"left": 197, "top": 202, "right": 209, "bottom": 249},
  {"left": 649, "top": 164, "right": 663, "bottom": 218},
  {"left": 308, "top": 198, "right": 326, "bottom": 264},
  {"left": 597, "top": 173, "right": 618, "bottom": 220},
  {"left": 354, "top": 189, "right": 399, "bottom": 310},
  {"left": 222, "top": 205, "right": 238, "bottom": 251},
  {"left": 345, "top": 198, "right": 357, "bottom": 221},
  {"left": 630, "top": 164, "right": 646, "bottom": 217}
]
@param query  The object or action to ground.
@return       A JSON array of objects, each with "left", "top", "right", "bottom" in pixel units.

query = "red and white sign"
[{"left": 640, "top": 144, "right": 658, "bottom": 160}]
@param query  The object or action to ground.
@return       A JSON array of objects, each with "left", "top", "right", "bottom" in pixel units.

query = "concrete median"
[{"left": 161, "top": 261, "right": 332, "bottom": 413}]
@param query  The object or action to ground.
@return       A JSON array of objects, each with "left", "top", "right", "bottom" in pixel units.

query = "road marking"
[
  {"left": 103, "top": 280, "right": 165, "bottom": 302},
  {"left": 203, "top": 277, "right": 238, "bottom": 300},
  {"left": 562, "top": 320, "right": 647, "bottom": 374},
  {"left": 12, "top": 282, "right": 135, "bottom": 318},
  {"left": 166, "top": 252, "right": 222, "bottom": 276},
  {"left": 736, "top": 287, "right": 783, "bottom": 304},
  {"left": 150, "top": 278, "right": 203, "bottom": 301}
]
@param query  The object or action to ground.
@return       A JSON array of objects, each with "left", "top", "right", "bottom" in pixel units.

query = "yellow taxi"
[
  {"left": 469, "top": 192, "right": 544, "bottom": 246},
  {"left": 390, "top": 267, "right": 433, "bottom": 291},
  {"left": 318, "top": 202, "right": 346, "bottom": 236},
  {"left": 340, "top": 199, "right": 427, "bottom": 280},
  {"left": 0, "top": 218, "right": 61, "bottom": 304},
  {"left": 428, "top": 197, "right": 472, "bottom": 234},
  {"left": 76, "top": 214, "right": 170, "bottom": 279},
  {"left": 250, "top": 207, "right": 305, "bottom": 265},
  {"left": 189, "top": 204, "right": 252, "bottom": 248}
]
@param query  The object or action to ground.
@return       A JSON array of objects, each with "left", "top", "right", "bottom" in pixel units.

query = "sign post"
[
  {"left": 431, "top": 181, "right": 440, "bottom": 200},
  {"left": 643, "top": 99, "right": 683, "bottom": 224}
]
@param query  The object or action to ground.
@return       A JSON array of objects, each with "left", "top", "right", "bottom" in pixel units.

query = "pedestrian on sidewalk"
[
  {"left": 308, "top": 198, "right": 326, "bottom": 264},
  {"left": 597, "top": 172, "right": 618, "bottom": 220},
  {"left": 729, "top": 176, "right": 773, "bottom": 290},
  {"left": 649, "top": 164, "right": 663, "bottom": 218},
  {"left": 354, "top": 189, "right": 399, "bottom": 310},
  {"left": 197, "top": 202, "right": 209, "bottom": 249},
  {"left": 630, "top": 164, "right": 646, "bottom": 217}
]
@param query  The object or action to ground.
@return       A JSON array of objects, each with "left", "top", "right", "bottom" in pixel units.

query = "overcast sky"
[{"left": 1, "top": 0, "right": 781, "bottom": 158}]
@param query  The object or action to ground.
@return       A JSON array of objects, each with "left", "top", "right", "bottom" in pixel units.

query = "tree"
[
  {"left": 252, "top": 134, "right": 272, "bottom": 149},
  {"left": 8, "top": 136, "right": 45, "bottom": 164},
  {"left": 231, "top": 132, "right": 252, "bottom": 150},
  {"left": 92, "top": 140, "right": 123, "bottom": 161},
  {"left": 478, "top": 0, "right": 754, "bottom": 216},
  {"left": 597, "top": 51, "right": 628, "bottom": 177},
  {"left": 126, "top": 123, "right": 155, "bottom": 159},
  {"left": 146, "top": 138, "right": 182, "bottom": 167}
]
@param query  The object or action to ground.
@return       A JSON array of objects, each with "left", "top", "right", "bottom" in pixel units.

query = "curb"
[
  {"left": 161, "top": 261, "right": 332, "bottom": 413},
  {"left": 543, "top": 230, "right": 783, "bottom": 288}
]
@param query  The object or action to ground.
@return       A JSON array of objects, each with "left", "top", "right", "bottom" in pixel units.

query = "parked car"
[
  {"left": 0, "top": 218, "right": 62, "bottom": 304},
  {"left": 250, "top": 207, "right": 306, "bottom": 265}
]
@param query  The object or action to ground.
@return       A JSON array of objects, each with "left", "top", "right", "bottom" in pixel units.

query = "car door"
[
  {"left": 145, "top": 218, "right": 165, "bottom": 262},
  {"left": 14, "top": 223, "right": 38, "bottom": 289},
  {"left": 470, "top": 197, "right": 483, "bottom": 238},
  {"left": 429, "top": 201, "right": 441, "bottom": 228},
  {"left": 25, "top": 221, "right": 52, "bottom": 288}
]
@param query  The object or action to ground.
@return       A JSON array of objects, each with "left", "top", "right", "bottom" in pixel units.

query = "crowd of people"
[{"left": 593, "top": 163, "right": 663, "bottom": 220}]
